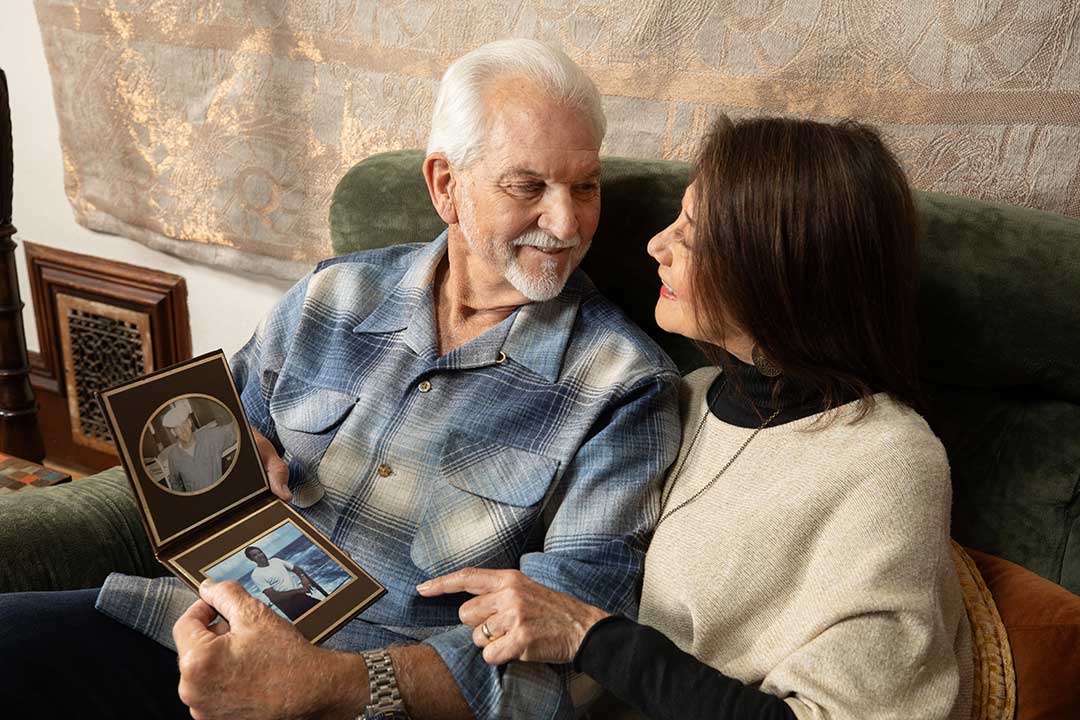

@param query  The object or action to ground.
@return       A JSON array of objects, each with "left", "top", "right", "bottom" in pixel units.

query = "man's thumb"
[{"left": 199, "top": 579, "right": 256, "bottom": 624}]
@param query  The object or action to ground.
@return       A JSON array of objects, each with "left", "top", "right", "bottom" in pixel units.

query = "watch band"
[{"left": 361, "top": 650, "right": 408, "bottom": 719}]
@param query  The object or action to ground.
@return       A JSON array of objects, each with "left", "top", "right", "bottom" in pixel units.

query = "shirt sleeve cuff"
[{"left": 425, "top": 624, "right": 575, "bottom": 720}]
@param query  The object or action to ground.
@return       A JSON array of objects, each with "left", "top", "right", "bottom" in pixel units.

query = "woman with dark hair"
[{"left": 418, "top": 116, "right": 973, "bottom": 719}]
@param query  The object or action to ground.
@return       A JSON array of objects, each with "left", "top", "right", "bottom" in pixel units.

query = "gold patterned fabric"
[{"left": 35, "top": 1, "right": 1080, "bottom": 279}]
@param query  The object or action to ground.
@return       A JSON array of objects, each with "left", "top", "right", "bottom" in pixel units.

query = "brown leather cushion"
[{"left": 967, "top": 547, "right": 1080, "bottom": 720}]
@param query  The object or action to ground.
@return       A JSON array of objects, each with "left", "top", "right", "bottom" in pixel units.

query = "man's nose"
[{"left": 538, "top": 188, "right": 579, "bottom": 241}]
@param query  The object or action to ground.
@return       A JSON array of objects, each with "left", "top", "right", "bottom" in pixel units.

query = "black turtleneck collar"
[{"left": 706, "top": 352, "right": 857, "bottom": 428}]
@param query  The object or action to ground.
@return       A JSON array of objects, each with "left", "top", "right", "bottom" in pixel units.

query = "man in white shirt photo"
[
  {"left": 244, "top": 545, "right": 321, "bottom": 621},
  {"left": 159, "top": 401, "right": 237, "bottom": 493}
]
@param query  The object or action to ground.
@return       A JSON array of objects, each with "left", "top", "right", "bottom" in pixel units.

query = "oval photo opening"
[{"left": 140, "top": 394, "right": 241, "bottom": 495}]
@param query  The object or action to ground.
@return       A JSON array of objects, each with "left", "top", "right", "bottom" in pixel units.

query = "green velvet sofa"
[{"left": 2, "top": 150, "right": 1079, "bottom": 600}]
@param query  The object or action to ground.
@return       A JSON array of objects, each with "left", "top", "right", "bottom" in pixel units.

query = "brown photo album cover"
[{"left": 98, "top": 351, "right": 384, "bottom": 644}]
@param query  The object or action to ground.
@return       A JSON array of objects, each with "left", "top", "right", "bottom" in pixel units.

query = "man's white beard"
[
  {"left": 503, "top": 228, "right": 585, "bottom": 301},
  {"left": 459, "top": 210, "right": 588, "bottom": 301}
]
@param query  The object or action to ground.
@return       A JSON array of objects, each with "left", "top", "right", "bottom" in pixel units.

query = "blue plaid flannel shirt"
[{"left": 96, "top": 232, "right": 680, "bottom": 719}]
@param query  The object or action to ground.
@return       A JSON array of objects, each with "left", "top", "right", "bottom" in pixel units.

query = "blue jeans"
[{"left": 0, "top": 588, "right": 187, "bottom": 719}]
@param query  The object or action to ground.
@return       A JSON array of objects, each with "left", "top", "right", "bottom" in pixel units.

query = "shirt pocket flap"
[
  {"left": 441, "top": 442, "right": 560, "bottom": 508},
  {"left": 411, "top": 440, "right": 560, "bottom": 576},
  {"left": 270, "top": 374, "right": 356, "bottom": 434}
]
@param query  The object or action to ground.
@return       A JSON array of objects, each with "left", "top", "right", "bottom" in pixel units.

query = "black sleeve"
[{"left": 572, "top": 616, "right": 797, "bottom": 720}]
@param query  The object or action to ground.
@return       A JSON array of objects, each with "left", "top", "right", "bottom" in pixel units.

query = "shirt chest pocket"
[
  {"left": 410, "top": 440, "right": 560, "bottom": 578},
  {"left": 269, "top": 374, "right": 357, "bottom": 472}
]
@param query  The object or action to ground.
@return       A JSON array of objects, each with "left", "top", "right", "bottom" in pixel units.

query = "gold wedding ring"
[{"left": 481, "top": 622, "right": 496, "bottom": 641}]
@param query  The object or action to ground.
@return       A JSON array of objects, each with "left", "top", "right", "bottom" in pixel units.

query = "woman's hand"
[{"left": 416, "top": 568, "right": 610, "bottom": 665}]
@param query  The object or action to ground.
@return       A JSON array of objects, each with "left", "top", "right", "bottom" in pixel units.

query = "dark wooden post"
[{"left": 0, "top": 69, "right": 45, "bottom": 461}]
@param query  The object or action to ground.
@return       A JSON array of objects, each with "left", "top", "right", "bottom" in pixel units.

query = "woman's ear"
[{"left": 423, "top": 154, "right": 459, "bottom": 226}]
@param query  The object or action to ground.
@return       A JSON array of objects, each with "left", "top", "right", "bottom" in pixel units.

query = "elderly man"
[{"left": 0, "top": 39, "right": 679, "bottom": 720}]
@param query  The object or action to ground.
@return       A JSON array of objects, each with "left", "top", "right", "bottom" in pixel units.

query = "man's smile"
[{"left": 519, "top": 244, "right": 574, "bottom": 258}]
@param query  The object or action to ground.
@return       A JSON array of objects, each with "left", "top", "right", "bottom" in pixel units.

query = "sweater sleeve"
[
  {"left": 756, "top": 432, "right": 969, "bottom": 720},
  {"left": 573, "top": 616, "right": 797, "bottom": 720}
]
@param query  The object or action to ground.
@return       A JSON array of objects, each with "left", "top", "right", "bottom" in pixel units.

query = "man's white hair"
[{"left": 426, "top": 38, "right": 606, "bottom": 167}]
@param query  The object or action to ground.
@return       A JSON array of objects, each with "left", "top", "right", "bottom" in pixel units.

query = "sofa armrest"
[{"left": 0, "top": 466, "right": 166, "bottom": 593}]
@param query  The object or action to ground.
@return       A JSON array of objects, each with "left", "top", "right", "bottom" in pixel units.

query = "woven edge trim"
[{"left": 951, "top": 540, "right": 1017, "bottom": 720}]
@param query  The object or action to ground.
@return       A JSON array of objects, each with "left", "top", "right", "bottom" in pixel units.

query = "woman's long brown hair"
[{"left": 690, "top": 115, "right": 924, "bottom": 418}]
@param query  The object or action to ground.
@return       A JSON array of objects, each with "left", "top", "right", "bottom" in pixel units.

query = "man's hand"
[
  {"left": 251, "top": 428, "right": 291, "bottom": 502},
  {"left": 173, "top": 579, "right": 364, "bottom": 720},
  {"left": 417, "top": 568, "right": 610, "bottom": 665}
]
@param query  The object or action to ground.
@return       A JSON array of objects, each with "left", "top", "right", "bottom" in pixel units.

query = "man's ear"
[{"left": 423, "top": 153, "right": 460, "bottom": 226}]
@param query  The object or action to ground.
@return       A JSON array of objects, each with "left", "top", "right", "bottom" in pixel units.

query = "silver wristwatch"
[{"left": 360, "top": 650, "right": 409, "bottom": 719}]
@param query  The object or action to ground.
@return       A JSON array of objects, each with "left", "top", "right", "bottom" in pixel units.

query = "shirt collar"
[
  {"left": 352, "top": 231, "right": 448, "bottom": 337},
  {"left": 500, "top": 273, "right": 583, "bottom": 383},
  {"left": 353, "top": 230, "right": 584, "bottom": 382}
]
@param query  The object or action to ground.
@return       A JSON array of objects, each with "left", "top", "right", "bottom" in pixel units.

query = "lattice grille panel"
[{"left": 57, "top": 294, "right": 153, "bottom": 453}]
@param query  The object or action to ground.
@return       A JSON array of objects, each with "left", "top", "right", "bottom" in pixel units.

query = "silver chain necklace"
[{"left": 657, "top": 402, "right": 782, "bottom": 528}]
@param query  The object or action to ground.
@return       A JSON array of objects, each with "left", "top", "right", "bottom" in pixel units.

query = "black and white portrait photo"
[{"left": 140, "top": 395, "right": 240, "bottom": 494}]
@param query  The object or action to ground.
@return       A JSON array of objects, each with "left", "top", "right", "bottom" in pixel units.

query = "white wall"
[{"left": 1, "top": 4, "right": 293, "bottom": 359}]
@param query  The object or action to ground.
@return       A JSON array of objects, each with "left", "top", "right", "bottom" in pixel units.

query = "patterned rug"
[{"left": 0, "top": 453, "right": 71, "bottom": 494}]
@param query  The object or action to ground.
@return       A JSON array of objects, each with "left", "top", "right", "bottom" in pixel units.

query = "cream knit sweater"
[{"left": 638, "top": 368, "right": 973, "bottom": 720}]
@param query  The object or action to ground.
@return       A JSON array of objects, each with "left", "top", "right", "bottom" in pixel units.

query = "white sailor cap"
[{"left": 162, "top": 400, "right": 192, "bottom": 428}]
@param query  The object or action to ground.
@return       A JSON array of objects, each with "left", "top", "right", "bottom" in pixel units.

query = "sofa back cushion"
[{"left": 330, "top": 150, "right": 1080, "bottom": 594}]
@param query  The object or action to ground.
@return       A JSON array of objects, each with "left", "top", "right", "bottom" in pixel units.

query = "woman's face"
[
  {"left": 646, "top": 182, "right": 756, "bottom": 361},
  {"left": 647, "top": 183, "right": 708, "bottom": 342}
]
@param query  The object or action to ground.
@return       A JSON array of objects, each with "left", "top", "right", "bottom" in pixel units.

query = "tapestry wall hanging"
[{"left": 35, "top": 1, "right": 1080, "bottom": 279}]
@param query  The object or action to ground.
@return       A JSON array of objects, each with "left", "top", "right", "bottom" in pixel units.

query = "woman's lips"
[{"left": 660, "top": 283, "right": 677, "bottom": 300}]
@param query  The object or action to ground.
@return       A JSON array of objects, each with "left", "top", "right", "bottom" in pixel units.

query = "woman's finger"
[
  {"left": 471, "top": 620, "right": 493, "bottom": 648},
  {"left": 458, "top": 592, "right": 501, "bottom": 627},
  {"left": 481, "top": 633, "right": 520, "bottom": 665},
  {"left": 416, "top": 567, "right": 510, "bottom": 597}
]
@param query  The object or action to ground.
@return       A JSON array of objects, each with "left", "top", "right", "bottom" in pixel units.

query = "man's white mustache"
[{"left": 512, "top": 229, "right": 580, "bottom": 250}]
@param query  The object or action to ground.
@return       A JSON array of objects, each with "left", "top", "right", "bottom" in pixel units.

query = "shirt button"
[
  {"left": 376, "top": 463, "right": 393, "bottom": 478},
  {"left": 418, "top": 380, "right": 432, "bottom": 393}
]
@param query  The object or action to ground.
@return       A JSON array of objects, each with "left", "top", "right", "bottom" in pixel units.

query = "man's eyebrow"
[
  {"left": 496, "top": 166, "right": 603, "bottom": 183},
  {"left": 497, "top": 168, "right": 545, "bottom": 182}
]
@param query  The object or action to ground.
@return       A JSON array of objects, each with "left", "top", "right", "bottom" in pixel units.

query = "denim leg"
[{"left": 0, "top": 588, "right": 187, "bottom": 719}]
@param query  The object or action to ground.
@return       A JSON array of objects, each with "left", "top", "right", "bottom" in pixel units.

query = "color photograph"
[{"left": 204, "top": 520, "right": 353, "bottom": 622}]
